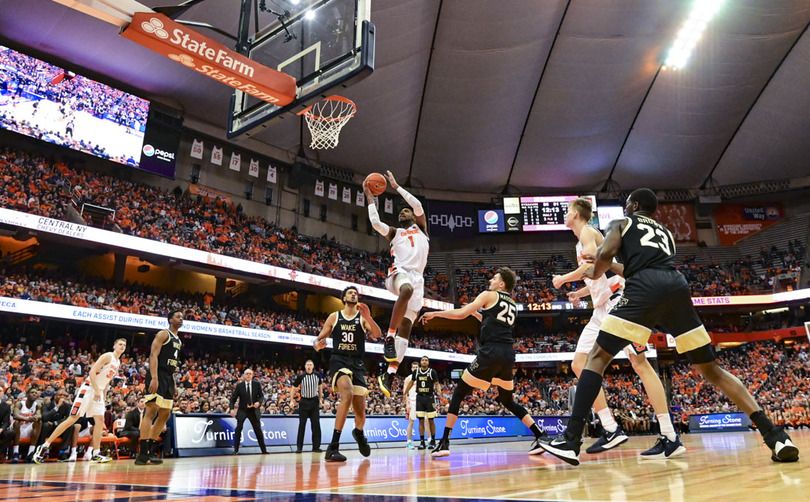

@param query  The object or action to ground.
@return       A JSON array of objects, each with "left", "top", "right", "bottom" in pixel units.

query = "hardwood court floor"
[{"left": 0, "top": 430, "right": 807, "bottom": 501}]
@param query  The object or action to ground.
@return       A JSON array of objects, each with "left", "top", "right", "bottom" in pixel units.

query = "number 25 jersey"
[
  {"left": 479, "top": 291, "right": 516, "bottom": 345},
  {"left": 618, "top": 214, "right": 676, "bottom": 279}
]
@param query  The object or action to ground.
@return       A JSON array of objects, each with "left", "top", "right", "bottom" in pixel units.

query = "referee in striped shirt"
[{"left": 290, "top": 360, "right": 323, "bottom": 453}]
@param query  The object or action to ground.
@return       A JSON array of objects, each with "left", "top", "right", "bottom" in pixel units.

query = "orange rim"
[{"left": 297, "top": 96, "right": 357, "bottom": 120}]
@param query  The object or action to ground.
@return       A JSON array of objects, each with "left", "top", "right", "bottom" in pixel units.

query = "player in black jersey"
[
  {"left": 403, "top": 356, "right": 440, "bottom": 450},
  {"left": 135, "top": 309, "right": 183, "bottom": 465},
  {"left": 420, "top": 268, "right": 548, "bottom": 458},
  {"left": 313, "top": 286, "right": 382, "bottom": 462},
  {"left": 539, "top": 188, "right": 799, "bottom": 465}
]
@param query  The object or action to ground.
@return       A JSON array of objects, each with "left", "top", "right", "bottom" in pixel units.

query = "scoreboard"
[{"left": 500, "top": 195, "right": 597, "bottom": 232}]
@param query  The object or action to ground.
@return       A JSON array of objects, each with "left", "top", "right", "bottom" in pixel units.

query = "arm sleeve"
[
  {"left": 292, "top": 374, "right": 302, "bottom": 387},
  {"left": 367, "top": 203, "right": 390, "bottom": 236},
  {"left": 397, "top": 186, "right": 423, "bottom": 217}
]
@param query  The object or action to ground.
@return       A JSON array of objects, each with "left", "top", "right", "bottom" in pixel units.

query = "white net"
[{"left": 303, "top": 96, "right": 356, "bottom": 149}]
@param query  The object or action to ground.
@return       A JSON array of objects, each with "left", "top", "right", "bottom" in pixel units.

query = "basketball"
[{"left": 364, "top": 172, "right": 387, "bottom": 196}]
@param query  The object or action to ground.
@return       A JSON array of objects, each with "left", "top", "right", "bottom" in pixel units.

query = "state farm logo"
[
  {"left": 169, "top": 54, "right": 196, "bottom": 67},
  {"left": 141, "top": 18, "right": 169, "bottom": 39}
]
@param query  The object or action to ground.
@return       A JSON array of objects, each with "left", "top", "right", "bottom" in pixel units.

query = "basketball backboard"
[{"left": 227, "top": 0, "right": 374, "bottom": 139}]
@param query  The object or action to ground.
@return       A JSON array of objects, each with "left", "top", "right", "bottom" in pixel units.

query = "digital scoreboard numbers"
[{"left": 520, "top": 196, "right": 579, "bottom": 231}]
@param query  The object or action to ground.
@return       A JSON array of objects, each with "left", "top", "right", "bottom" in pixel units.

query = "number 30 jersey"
[
  {"left": 479, "top": 291, "right": 516, "bottom": 345},
  {"left": 332, "top": 310, "right": 365, "bottom": 357},
  {"left": 618, "top": 215, "right": 677, "bottom": 279}
]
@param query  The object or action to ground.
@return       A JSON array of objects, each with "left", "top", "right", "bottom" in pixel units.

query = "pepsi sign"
[{"left": 478, "top": 209, "right": 505, "bottom": 233}]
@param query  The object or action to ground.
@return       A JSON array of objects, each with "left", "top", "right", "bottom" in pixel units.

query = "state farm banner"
[
  {"left": 427, "top": 200, "right": 477, "bottom": 238},
  {"left": 714, "top": 203, "right": 783, "bottom": 245},
  {"left": 655, "top": 202, "right": 696, "bottom": 243},
  {"left": 121, "top": 13, "right": 296, "bottom": 105}
]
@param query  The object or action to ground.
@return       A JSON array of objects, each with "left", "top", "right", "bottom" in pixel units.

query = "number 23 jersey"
[
  {"left": 618, "top": 215, "right": 676, "bottom": 279},
  {"left": 479, "top": 291, "right": 516, "bottom": 345}
]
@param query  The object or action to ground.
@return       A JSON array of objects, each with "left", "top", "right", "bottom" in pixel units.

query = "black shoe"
[
  {"left": 428, "top": 439, "right": 436, "bottom": 449},
  {"left": 537, "top": 435, "right": 582, "bottom": 466},
  {"left": 529, "top": 436, "right": 547, "bottom": 455},
  {"left": 134, "top": 452, "right": 150, "bottom": 465},
  {"left": 352, "top": 429, "right": 371, "bottom": 457},
  {"left": 383, "top": 335, "right": 397, "bottom": 362},
  {"left": 324, "top": 446, "right": 347, "bottom": 462},
  {"left": 585, "top": 426, "right": 629, "bottom": 454},
  {"left": 763, "top": 427, "right": 800, "bottom": 462},
  {"left": 378, "top": 373, "right": 393, "bottom": 398},
  {"left": 431, "top": 438, "right": 450, "bottom": 458},
  {"left": 295, "top": 449, "right": 303, "bottom": 453},
  {"left": 417, "top": 441, "right": 427, "bottom": 450},
  {"left": 312, "top": 448, "right": 323, "bottom": 453},
  {"left": 640, "top": 435, "right": 687, "bottom": 460}
]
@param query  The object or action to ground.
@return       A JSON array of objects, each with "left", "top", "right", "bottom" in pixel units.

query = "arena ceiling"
[{"left": 2, "top": 0, "right": 810, "bottom": 196}]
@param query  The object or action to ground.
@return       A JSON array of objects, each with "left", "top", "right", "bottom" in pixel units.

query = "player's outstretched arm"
[
  {"left": 386, "top": 170, "right": 427, "bottom": 234},
  {"left": 364, "top": 183, "right": 395, "bottom": 240},
  {"left": 552, "top": 227, "right": 599, "bottom": 288},
  {"left": 420, "top": 291, "right": 494, "bottom": 324}
]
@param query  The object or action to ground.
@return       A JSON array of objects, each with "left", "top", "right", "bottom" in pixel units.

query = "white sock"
[
  {"left": 658, "top": 413, "right": 677, "bottom": 441},
  {"left": 13, "top": 445, "right": 19, "bottom": 454},
  {"left": 86, "top": 447, "right": 93, "bottom": 457},
  {"left": 597, "top": 408, "right": 618, "bottom": 433},
  {"left": 71, "top": 446, "right": 77, "bottom": 455},
  {"left": 387, "top": 328, "right": 397, "bottom": 338},
  {"left": 42, "top": 441, "right": 50, "bottom": 448},
  {"left": 387, "top": 365, "right": 397, "bottom": 374},
  {"left": 395, "top": 336, "right": 409, "bottom": 364}
]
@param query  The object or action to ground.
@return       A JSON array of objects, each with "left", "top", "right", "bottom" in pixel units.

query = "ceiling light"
[
  {"left": 663, "top": 0, "right": 724, "bottom": 70},
  {"left": 304, "top": 10, "right": 316, "bottom": 21}
]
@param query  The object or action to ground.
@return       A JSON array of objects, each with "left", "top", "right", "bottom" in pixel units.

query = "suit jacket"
[
  {"left": 230, "top": 380, "right": 264, "bottom": 413},
  {"left": 0, "top": 402, "right": 11, "bottom": 430},
  {"left": 41, "top": 400, "right": 71, "bottom": 424},
  {"left": 123, "top": 407, "right": 143, "bottom": 432}
]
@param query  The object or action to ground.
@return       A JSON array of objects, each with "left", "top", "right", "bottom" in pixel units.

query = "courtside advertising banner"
[
  {"left": 688, "top": 412, "right": 752, "bottom": 433},
  {"left": 173, "top": 414, "right": 570, "bottom": 455},
  {"left": 121, "top": 13, "right": 296, "bottom": 105}
]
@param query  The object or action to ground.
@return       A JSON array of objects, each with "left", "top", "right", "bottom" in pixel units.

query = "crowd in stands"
[
  {"left": 1, "top": 47, "right": 149, "bottom": 129},
  {"left": 1, "top": 323, "right": 808, "bottom": 462},
  {"left": 4, "top": 143, "right": 807, "bottom": 308},
  {"left": 0, "top": 147, "right": 400, "bottom": 293},
  {"left": 455, "top": 256, "right": 580, "bottom": 305},
  {"left": 0, "top": 266, "right": 582, "bottom": 355}
]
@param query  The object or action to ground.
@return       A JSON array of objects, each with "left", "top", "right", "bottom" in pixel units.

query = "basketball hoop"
[{"left": 299, "top": 96, "right": 356, "bottom": 149}]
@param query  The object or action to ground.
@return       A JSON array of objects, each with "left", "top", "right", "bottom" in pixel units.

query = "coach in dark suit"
[
  {"left": 39, "top": 388, "right": 74, "bottom": 448},
  {"left": 118, "top": 397, "right": 146, "bottom": 440},
  {"left": 0, "top": 398, "right": 16, "bottom": 461},
  {"left": 230, "top": 368, "right": 267, "bottom": 454}
]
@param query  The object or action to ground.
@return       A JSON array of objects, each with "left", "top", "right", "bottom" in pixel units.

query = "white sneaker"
[
  {"left": 66, "top": 453, "right": 77, "bottom": 462},
  {"left": 33, "top": 444, "right": 48, "bottom": 464},
  {"left": 83, "top": 451, "right": 93, "bottom": 461},
  {"left": 90, "top": 454, "right": 112, "bottom": 463}
]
